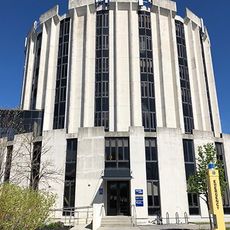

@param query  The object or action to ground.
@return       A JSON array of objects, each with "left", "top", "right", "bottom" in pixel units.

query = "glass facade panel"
[
  {"left": 175, "top": 20, "right": 194, "bottom": 134},
  {"left": 63, "top": 139, "right": 77, "bottom": 215},
  {"left": 145, "top": 138, "right": 160, "bottom": 215},
  {"left": 3, "top": 146, "right": 13, "bottom": 182},
  {"left": 0, "top": 110, "right": 43, "bottom": 140},
  {"left": 30, "top": 142, "right": 42, "bottom": 190},
  {"left": 183, "top": 139, "right": 200, "bottom": 215},
  {"left": 95, "top": 10, "right": 109, "bottom": 131},
  {"left": 105, "top": 138, "right": 129, "bottom": 169},
  {"left": 53, "top": 18, "right": 70, "bottom": 129},
  {"left": 138, "top": 11, "right": 156, "bottom": 132}
]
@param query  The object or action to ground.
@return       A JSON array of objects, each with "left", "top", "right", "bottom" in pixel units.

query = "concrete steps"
[{"left": 100, "top": 216, "right": 134, "bottom": 228}]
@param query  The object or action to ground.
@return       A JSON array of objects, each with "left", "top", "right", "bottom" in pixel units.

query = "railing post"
[
  {"left": 175, "top": 212, "right": 179, "bottom": 224},
  {"left": 166, "top": 212, "right": 170, "bottom": 224},
  {"left": 78, "top": 210, "right": 80, "bottom": 225},
  {"left": 184, "top": 212, "right": 188, "bottom": 224}
]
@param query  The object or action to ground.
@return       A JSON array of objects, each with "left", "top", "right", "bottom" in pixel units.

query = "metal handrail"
[
  {"left": 131, "top": 204, "right": 137, "bottom": 226},
  {"left": 49, "top": 206, "right": 93, "bottom": 226},
  {"left": 148, "top": 212, "right": 190, "bottom": 225},
  {"left": 50, "top": 206, "right": 92, "bottom": 212}
]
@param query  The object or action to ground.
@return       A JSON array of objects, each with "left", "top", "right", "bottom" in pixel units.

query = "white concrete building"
[{"left": 1, "top": 0, "right": 230, "bottom": 225}]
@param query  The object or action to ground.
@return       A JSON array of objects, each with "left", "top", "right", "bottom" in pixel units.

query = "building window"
[
  {"left": 175, "top": 20, "right": 194, "bottom": 134},
  {"left": 30, "top": 33, "right": 42, "bottom": 110},
  {"left": 30, "top": 142, "right": 42, "bottom": 190},
  {"left": 183, "top": 139, "right": 200, "bottom": 215},
  {"left": 145, "top": 138, "right": 160, "bottom": 215},
  {"left": 215, "top": 142, "right": 230, "bottom": 214},
  {"left": 53, "top": 18, "right": 70, "bottom": 129},
  {"left": 4, "top": 146, "right": 13, "bottom": 182},
  {"left": 94, "top": 10, "right": 109, "bottom": 131},
  {"left": 138, "top": 11, "right": 156, "bottom": 132},
  {"left": 63, "top": 139, "right": 77, "bottom": 215},
  {"left": 105, "top": 138, "right": 129, "bottom": 169}
]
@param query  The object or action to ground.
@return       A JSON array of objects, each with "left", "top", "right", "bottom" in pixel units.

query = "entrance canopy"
[{"left": 102, "top": 168, "right": 132, "bottom": 180}]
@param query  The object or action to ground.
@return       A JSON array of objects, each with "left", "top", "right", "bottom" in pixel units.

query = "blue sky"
[{"left": 0, "top": 0, "right": 229, "bottom": 133}]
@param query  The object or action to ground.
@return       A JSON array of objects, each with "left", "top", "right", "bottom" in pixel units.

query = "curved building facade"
[{"left": 2, "top": 0, "right": 230, "bottom": 224}]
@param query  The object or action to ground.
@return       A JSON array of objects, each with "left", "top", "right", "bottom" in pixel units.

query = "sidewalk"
[
  {"left": 71, "top": 224, "right": 199, "bottom": 230},
  {"left": 139, "top": 224, "right": 200, "bottom": 229},
  {"left": 71, "top": 223, "right": 230, "bottom": 230}
]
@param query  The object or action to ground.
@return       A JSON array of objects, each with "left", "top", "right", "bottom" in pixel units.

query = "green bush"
[
  {"left": 0, "top": 183, "right": 56, "bottom": 230},
  {"left": 38, "top": 222, "right": 71, "bottom": 230}
]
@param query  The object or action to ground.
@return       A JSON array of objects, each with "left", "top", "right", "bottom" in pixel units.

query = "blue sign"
[
  {"left": 95, "top": 0, "right": 109, "bottom": 8},
  {"left": 139, "top": 0, "right": 152, "bottom": 9},
  {"left": 135, "top": 189, "right": 143, "bottom": 195},
  {"left": 135, "top": 196, "right": 144, "bottom": 207},
  {"left": 99, "top": 188, "right": 103, "bottom": 195}
]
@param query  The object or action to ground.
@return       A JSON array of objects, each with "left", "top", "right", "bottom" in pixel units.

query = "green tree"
[
  {"left": 0, "top": 183, "right": 56, "bottom": 230},
  {"left": 187, "top": 143, "right": 227, "bottom": 229}
]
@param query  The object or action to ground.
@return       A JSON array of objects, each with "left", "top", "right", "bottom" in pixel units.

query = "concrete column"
[
  {"left": 203, "top": 37, "right": 222, "bottom": 137},
  {"left": 158, "top": 8, "right": 177, "bottom": 128},
  {"left": 195, "top": 30, "right": 212, "bottom": 132},
  {"left": 184, "top": 21, "right": 204, "bottom": 131},
  {"left": 157, "top": 127, "right": 189, "bottom": 220},
  {"left": 43, "top": 17, "right": 59, "bottom": 131},
  {"left": 168, "top": 14, "right": 184, "bottom": 131},
  {"left": 36, "top": 23, "right": 48, "bottom": 109},
  {"left": 21, "top": 33, "right": 36, "bottom": 110},
  {"left": 68, "top": 8, "right": 85, "bottom": 133},
  {"left": 115, "top": 4, "right": 131, "bottom": 131},
  {"left": 128, "top": 5, "right": 142, "bottom": 127},
  {"left": 129, "top": 126, "right": 148, "bottom": 221},
  {"left": 41, "top": 130, "right": 67, "bottom": 209},
  {"left": 151, "top": 8, "right": 164, "bottom": 127},
  {"left": 82, "top": 6, "right": 96, "bottom": 128}
]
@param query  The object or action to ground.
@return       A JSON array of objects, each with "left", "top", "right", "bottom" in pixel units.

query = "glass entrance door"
[{"left": 107, "top": 181, "right": 130, "bottom": 216}]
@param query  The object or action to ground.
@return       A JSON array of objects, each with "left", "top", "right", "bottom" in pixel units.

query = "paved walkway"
[
  {"left": 139, "top": 224, "right": 200, "bottom": 229},
  {"left": 71, "top": 224, "right": 199, "bottom": 230},
  {"left": 71, "top": 223, "right": 230, "bottom": 230}
]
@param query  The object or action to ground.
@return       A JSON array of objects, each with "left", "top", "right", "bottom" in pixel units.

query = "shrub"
[
  {"left": 0, "top": 183, "right": 56, "bottom": 230},
  {"left": 38, "top": 221, "right": 72, "bottom": 230}
]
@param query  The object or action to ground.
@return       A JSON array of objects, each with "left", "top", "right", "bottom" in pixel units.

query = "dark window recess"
[
  {"left": 138, "top": 11, "right": 156, "bottom": 132},
  {"left": 63, "top": 139, "right": 77, "bottom": 216},
  {"left": 53, "top": 18, "right": 70, "bottom": 129},
  {"left": 183, "top": 139, "right": 200, "bottom": 215},
  {"left": 200, "top": 29, "right": 214, "bottom": 133},
  {"left": 105, "top": 138, "right": 129, "bottom": 169},
  {"left": 215, "top": 142, "right": 230, "bottom": 214},
  {"left": 30, "top": 142, "right": 42, "bottom": 190},
  {"left": 94, "top": 10, "right": 109, "bottom": 131},
  {"left": 175, "top": 20, "right": 194, "bottom": 134},
  {"left": 4, "top": 146, "right": 13, "bottom": 182},
  {"left": 30, "top": 33, "right": 42, "bottom": 110},
  {"left": 145, "top": 138, "right": 160, "bottom": 215}
]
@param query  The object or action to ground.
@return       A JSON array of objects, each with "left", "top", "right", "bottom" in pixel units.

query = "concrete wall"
[
  {"left": 157, "top": 127, "right": 189, "bottom": 220},
  {"left": 76, "top": 127, "right": 105, "bottom": 207},
  {"left": 129, "top": 126, "right": 148, "bottom": 222},
  {"left": 1, "top": 127, "right": 230, "bottom": 223}
]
